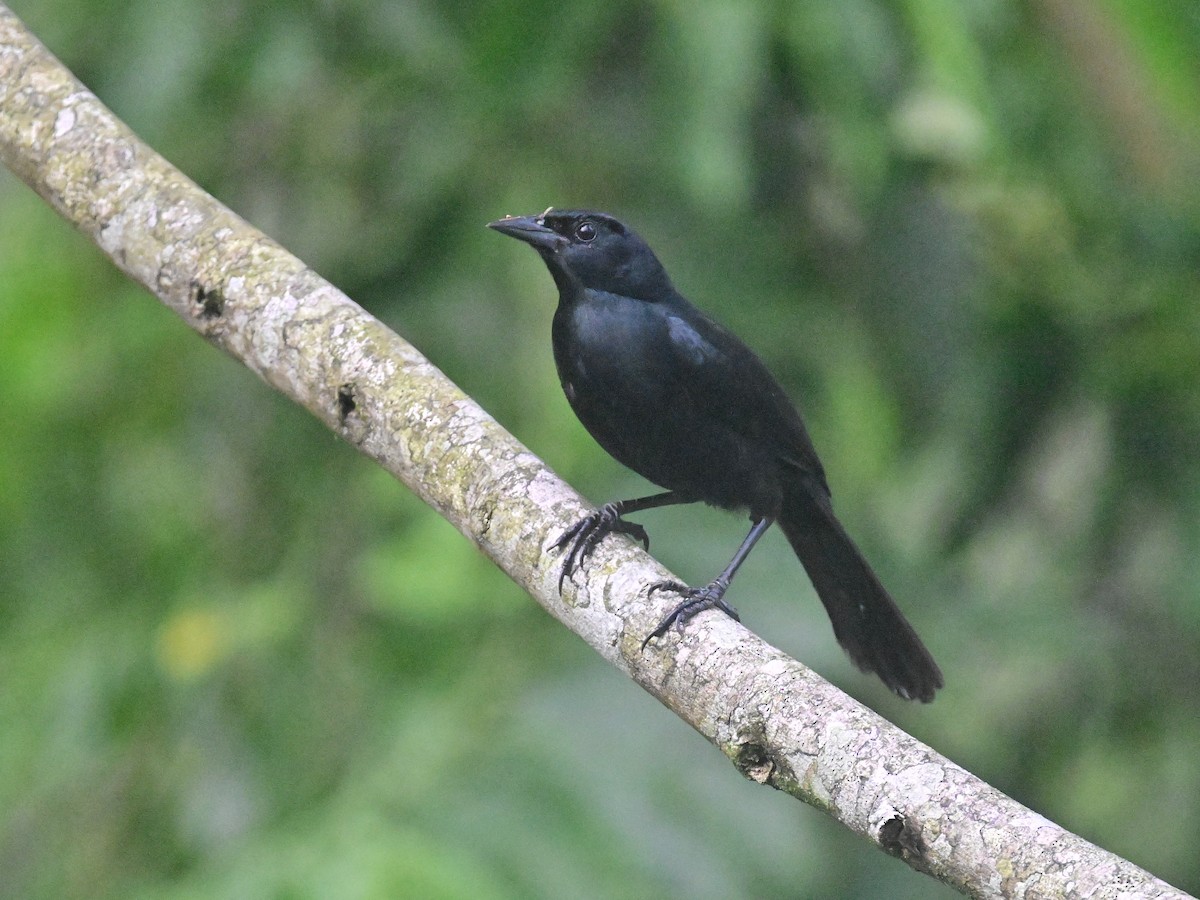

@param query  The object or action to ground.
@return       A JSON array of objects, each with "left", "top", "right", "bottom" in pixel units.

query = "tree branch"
[{"left": 0, "top": 6, "right": 1189, "bottom": 898}]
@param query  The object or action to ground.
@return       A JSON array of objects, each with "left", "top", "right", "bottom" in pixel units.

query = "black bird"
[{"left": 488, "top": 208, "right": 942, "bottom": 702}]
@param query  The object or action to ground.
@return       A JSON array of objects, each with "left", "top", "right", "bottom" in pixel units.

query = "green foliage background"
[{"left": 2, "top": 0, "right": 1199, "bottom": 896}]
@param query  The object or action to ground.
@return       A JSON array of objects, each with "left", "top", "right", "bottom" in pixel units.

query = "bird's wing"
[{"left": 659, "top": 304, "right": 827, "bottom": 485}]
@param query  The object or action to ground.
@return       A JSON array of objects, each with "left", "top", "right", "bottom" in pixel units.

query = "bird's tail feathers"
[{"left": 779, "top": 488, "right": 942, "bottom": 702}]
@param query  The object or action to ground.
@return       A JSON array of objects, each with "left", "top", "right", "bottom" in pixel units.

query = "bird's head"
[{"left": 488, "top": 208, "right": 673, "bottom": 300}]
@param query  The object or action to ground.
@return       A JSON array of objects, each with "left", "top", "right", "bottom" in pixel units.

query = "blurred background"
[{"left": 2, "top": 0, "right": 1199, "bottom": 896}]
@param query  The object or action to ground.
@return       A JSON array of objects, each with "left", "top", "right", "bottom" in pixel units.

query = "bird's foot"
[
  {"left": 641, "top": 579, "right": 740, "bottom": 650},
  {"left": 551, "top": 503, "right": 650, "bottom": 592}
]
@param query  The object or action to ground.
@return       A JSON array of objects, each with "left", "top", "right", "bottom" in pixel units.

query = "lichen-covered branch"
[{"left": 0, "top": 6, "right": 1189, "bottom": 898}]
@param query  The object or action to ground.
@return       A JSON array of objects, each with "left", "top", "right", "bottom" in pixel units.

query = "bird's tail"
[{"left": 778, "top": 486, "right": 942, "bottom": 702}]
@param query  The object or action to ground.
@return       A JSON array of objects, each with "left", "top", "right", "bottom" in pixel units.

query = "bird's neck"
[
  {"left": 541, "top": 254, "right": 578, "bottom": 298},
  {"left": 541, "top": 253, "right": 676, "bottom": 303}
]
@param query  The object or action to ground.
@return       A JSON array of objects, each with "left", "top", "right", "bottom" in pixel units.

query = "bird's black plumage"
[{"left": 488, "top": 208, "right": 943, "bottom": 701}]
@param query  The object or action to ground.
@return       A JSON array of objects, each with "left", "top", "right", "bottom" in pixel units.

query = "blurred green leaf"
[{"left": 3, "top": 0, "right": 1200, "bottom": 896}]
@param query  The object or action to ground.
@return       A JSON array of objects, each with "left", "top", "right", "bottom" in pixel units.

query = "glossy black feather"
[{"left": 489, "top": 209, "right": 942, "bottom": 701}]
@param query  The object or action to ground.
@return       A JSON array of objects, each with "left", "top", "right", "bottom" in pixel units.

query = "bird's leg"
[
  {"left": 552, "top": 491, "right": 688, "bottom": 592},
  {"left": 642, "top": 516, "right": 774, "bottom": 650}
]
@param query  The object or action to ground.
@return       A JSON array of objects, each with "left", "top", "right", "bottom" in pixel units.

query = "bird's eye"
[{"left": 575, "top": 221, "right": 597, "bottom": 242}]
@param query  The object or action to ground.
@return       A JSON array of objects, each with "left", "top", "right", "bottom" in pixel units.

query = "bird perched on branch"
[{"left": 489, "top": 208, "right": 942, "bottom": 702}]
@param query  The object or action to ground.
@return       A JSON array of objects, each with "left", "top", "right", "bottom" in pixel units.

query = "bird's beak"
[{"left": 487, "top": 214, "right": 567, "bottom": 252}]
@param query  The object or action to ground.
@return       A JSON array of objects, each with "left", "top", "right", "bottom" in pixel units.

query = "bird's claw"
[
  {"left": 551, "top": 503, "right": 650, "bottom": 593},
  {"left": 640, "top": 579, "right": 740, "bottom": 650}
]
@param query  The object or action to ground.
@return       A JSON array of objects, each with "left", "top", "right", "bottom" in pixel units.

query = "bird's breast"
[{"left": 550, "top": 292, "right": 781, "bottom": 512}]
